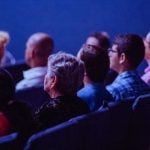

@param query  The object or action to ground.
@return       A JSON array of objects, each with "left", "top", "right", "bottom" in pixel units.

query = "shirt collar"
[
  {"left": 115, "top": 70, "right": 138, "bottom": 81},
  {"left": 23, "top": 66, "right": 47, "bottom": 79}
]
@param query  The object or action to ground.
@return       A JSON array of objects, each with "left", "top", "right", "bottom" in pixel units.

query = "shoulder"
[{"left": 77, "top": 85, "right": 95, "bottom": 97}]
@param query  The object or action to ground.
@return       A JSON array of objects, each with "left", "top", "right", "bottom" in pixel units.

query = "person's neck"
[
  {"left": 50, "top": 90, "right": 63, "bottom": 98},
  {"left": 30, "top": 59, "right": 47, "bottom": 68},
  {"left": 84, "top": 76, "right": 95, "bottom": 86},
  {"left": 118, "top": 67, "right": 134, "bottom": 74},
  {"left": 30, "top": 62, "right": 46, "bottom": 68}
]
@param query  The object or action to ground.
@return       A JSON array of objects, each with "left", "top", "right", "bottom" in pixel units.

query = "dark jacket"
[{"left": 36, "top": 94, "right": 90, "bottom": 130}]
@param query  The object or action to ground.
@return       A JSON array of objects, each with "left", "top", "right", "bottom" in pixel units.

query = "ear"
[
  {"left": 31, "top": 48, "right": 36, "bottom": 59},
  {"left": 119, "top": 53, "right": 126, "bottom": 64},
  {"left": 44, "top": 75, "right": 58, "bottom": 94},
  {"left": 50, "top": 75, "right": 57, "bottom": 89}
]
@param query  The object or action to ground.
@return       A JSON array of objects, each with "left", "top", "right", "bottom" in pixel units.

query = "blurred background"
[{"left": 0, "top": 0, "right": 149, "bottom": 62}]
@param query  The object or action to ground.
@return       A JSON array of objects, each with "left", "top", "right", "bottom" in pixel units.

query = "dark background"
[{"left": 0, "top": 0, "right": 149, "bottom": 74}]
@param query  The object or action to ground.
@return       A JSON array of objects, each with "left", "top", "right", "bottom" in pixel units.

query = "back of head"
[
  {"left": 47, "top": 52, "right": 84, "bottom": 95},
  {"left": 88, "top": 31, "right": 110, "bottom": 50},
  {"left": 0, "top": 68, "right": 15, "bottom": 107},
  {"left": 114, "top": 34, "right": 145, "bottom": 69},
  {"left": 26, "top": 32, "right": 54, "bottom": 66},
  {"left": 79, "top": 44, "right": 110, "bottom": 83}
]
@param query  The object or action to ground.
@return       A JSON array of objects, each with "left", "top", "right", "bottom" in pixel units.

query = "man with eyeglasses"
[
  {"left": 106, "top": 34, "right": 150, "bottom": 101},
  {"left": 141, "top": 32, "right": 150, "bottom": 86}
]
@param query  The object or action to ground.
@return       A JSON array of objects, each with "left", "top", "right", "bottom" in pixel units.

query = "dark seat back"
[
  {"left": 15, "top": 86, "right": 49, "bottom": 112},
  {"left": 24, "top": 108, "right": 110, "bottom": 150},
  {"left": 4, "top": 61, "right": 30, "bottom": 85},
  {"left": 24, "top": 120, "right": 82, "bottom": 150},
  {"left": 107, "top": 100, "right": 134, "bottom": 150},
  {"left": 127, "top": 94, "right": 150, "bottom": 150},
  {"left": 72, "top": 108, "right": 110, "bottom": 150},
  {"left": 0, "top": 132, "right": 18, "bottom": 150}
]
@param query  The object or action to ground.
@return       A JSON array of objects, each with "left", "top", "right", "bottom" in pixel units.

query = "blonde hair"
[{"left": 0, "top": 31, "right": 10, "bottom": 44}]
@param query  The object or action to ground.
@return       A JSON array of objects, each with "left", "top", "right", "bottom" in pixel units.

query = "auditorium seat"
[
  {"left": 71, "top": 108, "right": 110, "bottom": 150},
  {"left": 24, "top": 99, "right": 136, "bottom": 150},
  {"left": 0, "top": 132, "right": 18, "bottom": 149},
  {"left": 24, "top": 107, "right": 110, "bottom": 150},
  {"left": 15, "top": 86, "right": 49, "bottom": 112},
  {"left": 127, "top": 94, "right": 150, "bottom": 150},
  {"left": 4, "top": 61, "right": 30, "bottom": 85},
  {"left": 106, "top": 100, "right": 134, "bottom": 150},
  {"left": 24, "top": 120, "right": 82, "bottom": 150}
]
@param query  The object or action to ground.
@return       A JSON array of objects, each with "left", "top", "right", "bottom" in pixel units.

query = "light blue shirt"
[
  {"left": 77, "top": 83, "right": 113, "bottom": 111},
  {"left": 16, "top": 67, "right": 47, "bottom": 90}
]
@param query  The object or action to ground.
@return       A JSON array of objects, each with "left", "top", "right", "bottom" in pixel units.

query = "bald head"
[{"left": 25, "top": 32, "right": 54, "bottom": 67}]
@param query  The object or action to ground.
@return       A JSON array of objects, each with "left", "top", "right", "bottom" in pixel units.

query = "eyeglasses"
[{"left": 107, "top": 48, "right": 118, "bottom": 53}]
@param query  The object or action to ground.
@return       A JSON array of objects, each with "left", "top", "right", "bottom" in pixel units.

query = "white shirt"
[{"left": 16, "top": 66, "right": 47, "bottom": 90}]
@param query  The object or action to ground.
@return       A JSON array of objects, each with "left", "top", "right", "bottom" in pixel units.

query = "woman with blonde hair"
[{"left": 0, "top": 31, "right": 16, "bottom": 66}]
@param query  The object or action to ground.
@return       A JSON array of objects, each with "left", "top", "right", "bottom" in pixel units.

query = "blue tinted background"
[{"left": 0, "top": 0, "right": 149, "bottom": 74}]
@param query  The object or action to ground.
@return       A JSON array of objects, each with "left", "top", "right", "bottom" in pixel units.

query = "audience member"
[
  {"left": 77, "top": 31, "right": 118, "bottom": 85},
  {"left": 16, "top": 32, "right": 54, "bottom": 90},
  {"left": 77, "top": 31, "right": 110, "bottom": 58},
  {"left": 0, "top": 31, "right": 16, "bottom": 66},
  {"left": 141, "top": 32, "right": 150, "bottom": 86},
  {"left": 85, "top": 31, "right": 110, "bottom": 50},
  {"left": 0, "top": 68, "right": 35, "bottom": 148},
  {"left": 77, "top": 44, "right": 112, "bottom": 111},
  {"left": 35, "top": 52, "right": 90, "bottom": 130},
  {"left": 106, "top": 34, "right": 150, "bottom": 101}
]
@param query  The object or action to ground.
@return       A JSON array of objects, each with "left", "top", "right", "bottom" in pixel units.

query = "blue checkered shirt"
[{"left": 106, "top": 70, "right": 150, "bottom": 101}]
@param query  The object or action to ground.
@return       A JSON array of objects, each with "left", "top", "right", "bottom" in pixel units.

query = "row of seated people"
[
  {"left": 1, "top": 30, "right": 150, "bottom": 87},
  {"left": 0, "top": 32, "right": 150, "bottom": 149},
  {"left": 4, "top": 32, "right": 150, "bottom": 108}
]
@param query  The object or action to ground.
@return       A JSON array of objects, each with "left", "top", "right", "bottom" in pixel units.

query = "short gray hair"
[{"left": 47, "top": 52, "right": 84, "bottom": 95}]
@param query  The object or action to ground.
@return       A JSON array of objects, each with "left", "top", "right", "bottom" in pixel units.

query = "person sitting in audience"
[
  {"left": 35, "top": 52, "right": 90, "bottom": 130},
  {"left": 141, "top": 32, "right": 150, "bottom": 86},
  {"left": 77, "top": 31, "right": 118, "bottom": 85},
  {"left": 77, "top": 31, "right": 110, "bottom": 58},
  {"left": 77, "top": 44, "right": 112, "bottom": 111},
  {"left": 106, "top": 34, "right": 150, "bottom": 101},
  {"left": 0, "top": 31, "right": 16, "bottom": 66},
  {"left": 0, "top": 68, "right": 35, "bottom": 148},
  {"left": 85, "top": 31, "right": 110, "bottom": 50},
  {"left": 16, "top": 32, "right": 54, "bottom": 90}
]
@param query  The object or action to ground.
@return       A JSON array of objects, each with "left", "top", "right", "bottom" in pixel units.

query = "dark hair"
[
  {"left": 114, "top": 34, "right": 145, "bottom": 69},
  {"left": 80, "top": 45, "right": 109, "bottom": 82},
  {"left": 88, "top": 32, "right": 110, "bottom": 50},
  {"left": 0, "top": 68, "right": 15, "bottom": 107}
]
